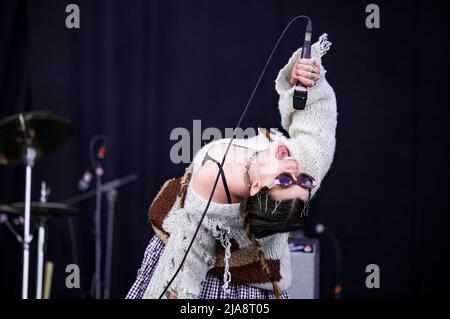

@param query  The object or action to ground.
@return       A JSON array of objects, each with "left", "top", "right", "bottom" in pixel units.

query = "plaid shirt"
[{"left": 126, "top": 235, "right": 289, "bottom": 299}]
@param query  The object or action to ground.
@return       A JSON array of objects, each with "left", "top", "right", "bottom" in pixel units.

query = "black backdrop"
[{"left": 0, "top": 0, "right": 448, "bottom": 299}]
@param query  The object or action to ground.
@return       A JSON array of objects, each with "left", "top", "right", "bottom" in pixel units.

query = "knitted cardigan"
[{"left": 143, "top": 34, "right": 337, "bottom": 299}]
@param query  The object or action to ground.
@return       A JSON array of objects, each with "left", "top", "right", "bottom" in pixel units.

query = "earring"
[
  {"left": 265, "top": 193, "right": 269, "bottom": 213},
  {"left": 271, "top": 200, "right": 281, "bottom": 214},
  {"left": 257, "top": 193, "right": 262, "bottom": 211},
  {"left": 300, "top": 201, "right": 310, "bottom": 218}
]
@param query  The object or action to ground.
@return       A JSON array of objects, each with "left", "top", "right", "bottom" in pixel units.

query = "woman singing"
[{"left": 127, "top": 34, "right": 336, "bottom": 299}]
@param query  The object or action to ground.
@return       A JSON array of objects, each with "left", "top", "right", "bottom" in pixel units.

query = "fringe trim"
[
  {"left": 213, "top": 225, "right": 232, "bottom": 294},
  {"left": 273, "top": 281, "right": 282, "bottom": 299},
  {"left": 317, "top": 33, "right": 332, "bottom": 58}
]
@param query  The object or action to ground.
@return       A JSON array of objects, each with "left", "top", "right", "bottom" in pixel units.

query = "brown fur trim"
[
  {"left": 215, "top": 240, "right": 259, "bottom": 267},
  {"left": 212, "top": 239, "right": 282, "bottom": 283},
  {"left": 178, "top": 163, "right": 194, "bottom": 209},
  {"left": 152, "top": 223, "right": 169, "bottom": 244},
  {"left": 209, "top": 259, "right": 281, "bottom": 284},
  {"left": 148, "top": 177, "right": 181, "bottom": 237}
]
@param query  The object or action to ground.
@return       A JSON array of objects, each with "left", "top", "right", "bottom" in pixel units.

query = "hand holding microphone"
[
  {"left": 290, "top": 57, "right": 320, "bottom": 88},
  {"left": 291, "top": 56, "right": 321, "bottom": 111},
  {"left": 292, "top": 20, "right": 320, "bottom": 110}
]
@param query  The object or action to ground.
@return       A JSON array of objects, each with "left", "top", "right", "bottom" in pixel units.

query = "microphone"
[
  {"left": 94, "top": 144, "right": 106, "bottom": 178},
  {"left": 78, "top": 170, "right": 94, "bottom": 191},
  {"left": 293, "top": 19, "right": 313, "bottom": 110},
  {"left": 97, "top": 145, "right": 106, "bottom": 161},
  {"left": 79, "top": 141, "right": 106, "bottom": 191}
]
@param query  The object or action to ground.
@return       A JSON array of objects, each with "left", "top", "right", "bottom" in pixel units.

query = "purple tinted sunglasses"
[{"left": 264, "top": 172, "right": 316, "bottom": 190}]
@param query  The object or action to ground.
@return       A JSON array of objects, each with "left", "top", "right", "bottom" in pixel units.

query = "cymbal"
[
  {"left": 0, "top": 202, "right": 79, "bottom": 218},
  {"left": 0, "top": 111, "right": 74, "bottom": 165}
]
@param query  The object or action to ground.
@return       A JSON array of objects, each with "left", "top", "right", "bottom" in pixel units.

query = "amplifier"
[{"left": 288, "top": 237, "right": 320, "bottom": 299}]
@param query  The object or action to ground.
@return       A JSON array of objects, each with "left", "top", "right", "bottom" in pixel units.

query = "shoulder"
[
  {"left": 192, "top": 138, "right": 229, "bottom": 168},
  {"left": 192, "top": 162, "right": 230, "bottom": 204}
]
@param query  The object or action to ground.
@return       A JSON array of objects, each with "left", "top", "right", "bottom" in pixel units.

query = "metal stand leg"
[
  {"left": 35, "top": 220, "right": 46, "bottom": 299},
  {"left": 103, "top": 188, "right": 117, "bottom": 299},
  {"left": 22, "top": 147, "right": 36, "bottom": 299},
  {"left": 94, "top": 166, "right": 103, "bottom": 299}
]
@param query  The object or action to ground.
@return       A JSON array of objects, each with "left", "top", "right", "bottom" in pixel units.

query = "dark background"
[{"left": 0, "top": 0, "right": 448, "bottom": 299}]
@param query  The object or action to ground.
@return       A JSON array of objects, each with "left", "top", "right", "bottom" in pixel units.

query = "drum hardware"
[
  {"left": 0, "top": 196, "right": 79, "bottom": 299},
  {"left": 1, "top": 111, "right": 138, "bottom": 299},
  {"left": 0, "top": 111, "right": 74, "bottom": 299}
]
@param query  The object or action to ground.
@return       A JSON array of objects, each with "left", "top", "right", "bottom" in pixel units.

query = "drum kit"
[
  {"left": 0, "top": 111, "right": 77, "bottom": 299},
  {"left": 0, "top": 111, "right": 137, "bottom": 299}
]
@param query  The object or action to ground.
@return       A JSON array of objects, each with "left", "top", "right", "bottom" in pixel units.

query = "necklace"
[{"left": 243, "top": 150, "right": 263, "bottom": 188}]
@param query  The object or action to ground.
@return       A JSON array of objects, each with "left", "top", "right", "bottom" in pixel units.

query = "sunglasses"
[
  {"left": 257, "top": 172, "right": 314, "bottom": 217},
  {"left": 263, "top": 172, "right": 316, "bottom": 190}
]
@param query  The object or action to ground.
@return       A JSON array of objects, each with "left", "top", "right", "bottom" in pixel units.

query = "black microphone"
[{"left": 293, "top": 19, "right": 313, "bottom": 110}]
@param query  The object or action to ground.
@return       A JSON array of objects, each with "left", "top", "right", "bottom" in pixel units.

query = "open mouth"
[{"left": 276, "top": 145, "right": 291, "bottom": 159}]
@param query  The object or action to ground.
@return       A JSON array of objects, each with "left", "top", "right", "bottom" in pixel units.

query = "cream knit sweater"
[{"left": 143, "top": 34, "right": 337, "bottom": 299}]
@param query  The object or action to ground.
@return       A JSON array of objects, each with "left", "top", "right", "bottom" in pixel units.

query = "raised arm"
[{"left": 275, "top": 34, "right": 337, "bottom": 196}]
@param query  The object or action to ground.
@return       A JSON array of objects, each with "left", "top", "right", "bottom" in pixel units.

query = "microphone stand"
[
  {"left": 63, "top": 174, "right": 138, "bottom": 206},
  {"left": 103, "top": 188, "right": 117, "bottom": 299},
  {"left": 93, "top": 165, "right": 103, "bottom": 299},
  {"left": 327, "top": 227, "right": 343, "bottom": 299},
  {"left": 62, "top": 173, "right": 138, "bottom": 299},
  {"left": 315, "top": 223, "right": 343, "bottom": 299}
]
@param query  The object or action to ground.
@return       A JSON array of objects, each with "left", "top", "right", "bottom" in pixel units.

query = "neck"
[
  {"left": 224, "top": 149, "right": 255, "bottom": 201},
  {"left": 230, "top": 164, "right": 252, "bottom": 200}
]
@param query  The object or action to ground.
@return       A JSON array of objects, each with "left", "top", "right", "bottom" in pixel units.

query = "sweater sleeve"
[{"left": 275, "top": 34, "right": 337, "bottom": 197}]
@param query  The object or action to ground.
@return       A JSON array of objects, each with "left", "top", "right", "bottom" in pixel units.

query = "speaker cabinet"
[{"left": 288, "top": 237, "right": 320, "bottom": 299}]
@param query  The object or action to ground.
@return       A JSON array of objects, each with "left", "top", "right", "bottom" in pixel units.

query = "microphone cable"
[{"left": 159, "top": 15, "right": 312, "bottom": 299}]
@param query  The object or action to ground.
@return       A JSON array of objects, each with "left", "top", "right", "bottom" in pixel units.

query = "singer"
[{"left": 127, "top": 34, "right": 336, "bottom": 299}]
